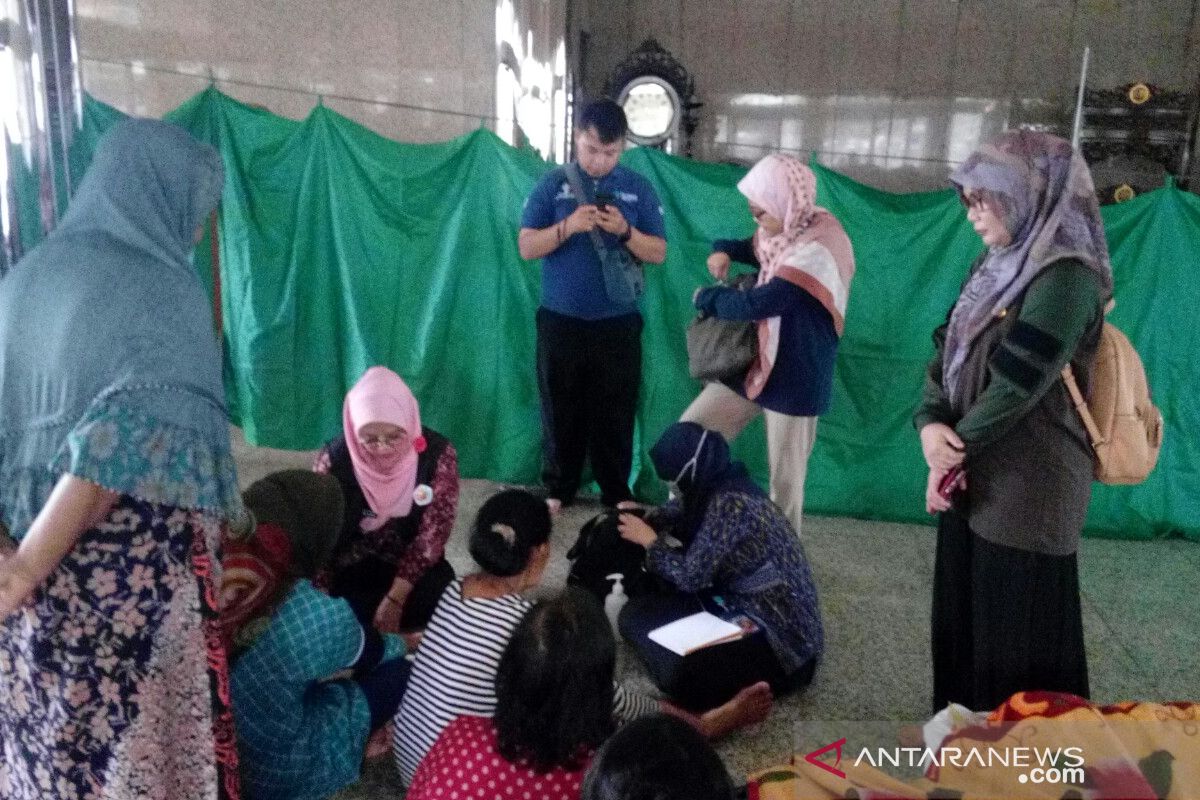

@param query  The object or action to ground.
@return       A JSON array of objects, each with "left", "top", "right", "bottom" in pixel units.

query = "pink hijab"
[
  {"left": 736, "top": 154, "right": 855, "bottom": 399},
  {"left": 343, "top": 366, "right": 422, "bottom": 530}
]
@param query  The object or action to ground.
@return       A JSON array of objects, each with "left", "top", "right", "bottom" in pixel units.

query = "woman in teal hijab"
[{"left": 0, "top": 119, "right": 243, "bottom": 799}]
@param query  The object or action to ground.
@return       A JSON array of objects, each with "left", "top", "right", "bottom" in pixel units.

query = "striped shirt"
[
  {"left": 393, "top": 579, "right": 660, "bottom": 785},
  {"left": 392, "top": 579, "right": 533, "bottom": 785}
]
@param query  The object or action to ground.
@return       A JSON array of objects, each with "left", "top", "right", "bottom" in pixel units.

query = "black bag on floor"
[{"left": 566, "top": 509, "right": 661, "bottom": 603}]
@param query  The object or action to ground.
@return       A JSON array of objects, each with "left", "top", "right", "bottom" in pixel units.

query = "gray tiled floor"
[{"left": 229, "top": 433, "right": 1200, "bottom": 798}]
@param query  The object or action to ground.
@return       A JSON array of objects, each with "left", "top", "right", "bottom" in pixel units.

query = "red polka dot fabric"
[{"left": 406, "top": 715, "right": 590, "bottom": 800}]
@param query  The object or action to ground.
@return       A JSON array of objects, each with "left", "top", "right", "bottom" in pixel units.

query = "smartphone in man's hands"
[{"left": 594, "top": 191, "right": 615, "bottom": 211}]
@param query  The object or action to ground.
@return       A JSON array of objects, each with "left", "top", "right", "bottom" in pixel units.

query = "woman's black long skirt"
[{"left": 931, "top": 509, "right": 1090, "bottom": 712}]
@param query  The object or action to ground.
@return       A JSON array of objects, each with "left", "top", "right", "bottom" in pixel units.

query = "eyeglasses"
[
  {"left": 962, "top": 192, "right": 989, "bottom": 211},
  {"left": 358, "top": 431, "right": 408, "bottom": 448}
]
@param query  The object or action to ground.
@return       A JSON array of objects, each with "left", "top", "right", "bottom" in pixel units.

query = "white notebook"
[{"left": 647, "top": 611, "right": 745, "bottom": 656}]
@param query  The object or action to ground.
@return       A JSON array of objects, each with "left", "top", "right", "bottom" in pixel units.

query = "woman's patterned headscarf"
[
  {"left": 735, "top": 154, "right": 856, "bottom": 400},
  {"left": 942, "top": 130, "right": 1113, "bottom": 407},
  {"left": 737, "top": 154, "right": 820, "bottom": 280}
]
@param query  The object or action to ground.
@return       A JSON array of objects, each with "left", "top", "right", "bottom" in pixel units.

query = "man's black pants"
[{"left": 536, "top": 307, "right": 641, "bottom": 507}]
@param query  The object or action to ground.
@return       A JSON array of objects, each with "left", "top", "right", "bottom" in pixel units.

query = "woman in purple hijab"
[{"left": 914, "top": 130, "right": 1112, "bottom": 712}]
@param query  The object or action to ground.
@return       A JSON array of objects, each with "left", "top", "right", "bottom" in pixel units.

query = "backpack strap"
[
  {"left": 1062, "top": 364, "right": 1106, "bottom": 448},
  {"left": 1062, "top": 296, "right": 1117, "bottom": 450}
]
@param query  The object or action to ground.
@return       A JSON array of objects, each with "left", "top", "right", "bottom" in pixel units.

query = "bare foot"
[
  {"left": 698, "top": 681, "right": 773, "bottom": 739},
  {"left": 545, "top": 498, "right": 562, "bottom": 517}
]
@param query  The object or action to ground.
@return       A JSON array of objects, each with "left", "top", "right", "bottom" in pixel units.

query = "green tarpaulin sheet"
[{"left": 11, "top": 89, "right": 1199, "bottom": 540}]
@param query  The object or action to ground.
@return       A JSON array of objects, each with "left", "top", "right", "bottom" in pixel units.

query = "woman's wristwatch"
[{"left": 619, "top": 223, "right": 633, "bottom": 244}]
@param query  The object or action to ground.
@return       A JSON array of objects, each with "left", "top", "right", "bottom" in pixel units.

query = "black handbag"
[
  {"left": 566, "top": 509, "right": 664, "bottom": 603},
  {"left": 686, "top": 274, "right": 758, "bottom": 382}
]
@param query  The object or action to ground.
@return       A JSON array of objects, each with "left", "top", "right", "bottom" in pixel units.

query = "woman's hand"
[
  {"left": 0, "top": 475, "right": 119, "bottom": 620},
  {"left": 374, "top": 577, "right": 413, "bottom": 634},
  {"left": 0, "top": 551, "right": 38, "bottom": 619},
  {"left": 615, "top": 500, "right": 652, "bottom": 513},
  {"left": 618, "top": 513, "right": 657, "bottom": 549},
  {"left": 919, "top": 422, "right": 966, "bottom": 471},
  {"left": 707, "top": 252, "right": 731, "bottom": 281},
  {"left": 373, "top": 594, "right": 403, "bottom": 634}
]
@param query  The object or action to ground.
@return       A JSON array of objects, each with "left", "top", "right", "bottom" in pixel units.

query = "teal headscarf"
[{"left": 0, "top": 118, "right": 241, "bottom": 539}]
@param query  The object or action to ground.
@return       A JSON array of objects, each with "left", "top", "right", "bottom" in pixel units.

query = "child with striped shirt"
[{"left": 394, "top": 489, "right": 773, "bottom": 785}]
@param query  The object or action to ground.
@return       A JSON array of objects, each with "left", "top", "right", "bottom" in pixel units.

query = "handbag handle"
[{"left": 695, "top": 273, "right": 757, "bottom": 318}]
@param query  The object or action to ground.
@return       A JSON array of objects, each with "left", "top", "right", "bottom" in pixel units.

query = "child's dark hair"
[
  {"left": 494, "top": 588, "right": 616, "bottom": 771},
  {"left": 468, "top": 489, "right": 552, "bottom": 577},
  {"left": 578, "top": 99, "right": 628, "bottom": 143},
  {"left": 580, "top": 714, "right": 733, "bottom": 800}
]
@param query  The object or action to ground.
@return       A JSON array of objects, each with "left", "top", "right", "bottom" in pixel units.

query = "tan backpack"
[{"left": 1062, "top": 321, "right": 1164, "bottom": 484}]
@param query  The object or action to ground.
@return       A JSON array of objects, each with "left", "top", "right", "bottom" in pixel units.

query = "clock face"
[{"left": 620, "top": 77, "right": 678, "bottom": 143}]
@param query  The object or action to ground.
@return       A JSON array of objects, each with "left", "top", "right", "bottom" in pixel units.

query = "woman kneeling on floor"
[
  {"left": 394, "top": 489, "right": 771, "bottom": 788},
  {"left": 314, "top": 365, "right": 459, "bottom": 636},
  {"left": 618, "top": 422, "right": 824, "bottom": 711}
]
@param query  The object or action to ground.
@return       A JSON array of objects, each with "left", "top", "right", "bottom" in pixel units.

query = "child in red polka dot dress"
[
  {"left": 408, "top": 715, "right": 587, "bottom": 800},
  {"left": 406, "top": 590, "right": 613, "bottom": 800}
]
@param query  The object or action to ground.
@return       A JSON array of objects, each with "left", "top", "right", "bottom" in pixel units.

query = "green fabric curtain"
[{"left": 12, "top": 89, "right": 1199, "bottom": 540}]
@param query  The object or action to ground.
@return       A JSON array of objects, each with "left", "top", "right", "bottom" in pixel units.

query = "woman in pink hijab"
[
  {"left": 314, "top": 366, "right": 459, "bottom": 634},
  {"left": 683, "top": 154, "right": 855, "bottom": 537}
]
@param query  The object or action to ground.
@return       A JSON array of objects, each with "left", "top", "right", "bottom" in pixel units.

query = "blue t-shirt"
[{"left": 521, "top": 163, "right": 666, "bottom": 321}]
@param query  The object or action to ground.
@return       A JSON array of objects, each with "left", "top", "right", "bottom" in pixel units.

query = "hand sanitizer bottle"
[{"left": 604, "top": 573, "right": 628, "bottom": 634}]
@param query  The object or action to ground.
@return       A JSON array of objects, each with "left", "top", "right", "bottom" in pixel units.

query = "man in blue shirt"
[{"left": 518, "top": 100, "right": 667, "bottom": 513}]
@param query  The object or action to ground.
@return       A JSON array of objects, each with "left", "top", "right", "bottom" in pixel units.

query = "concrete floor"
[{"left": 229, "top": 432, "right": 1200, "bottom": 798}]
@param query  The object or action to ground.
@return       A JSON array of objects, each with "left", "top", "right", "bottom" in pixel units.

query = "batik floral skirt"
[{"left": 0, "top": 498, "right": 239, "bottom": 799}]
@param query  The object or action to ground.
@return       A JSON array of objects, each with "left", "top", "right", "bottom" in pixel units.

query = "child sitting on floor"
[
  {"left": 227, "top": 470, "right": 411, "bottom": 800},
  {"left": 393, "top": 489, "right": 774, "bottom": 787}
]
